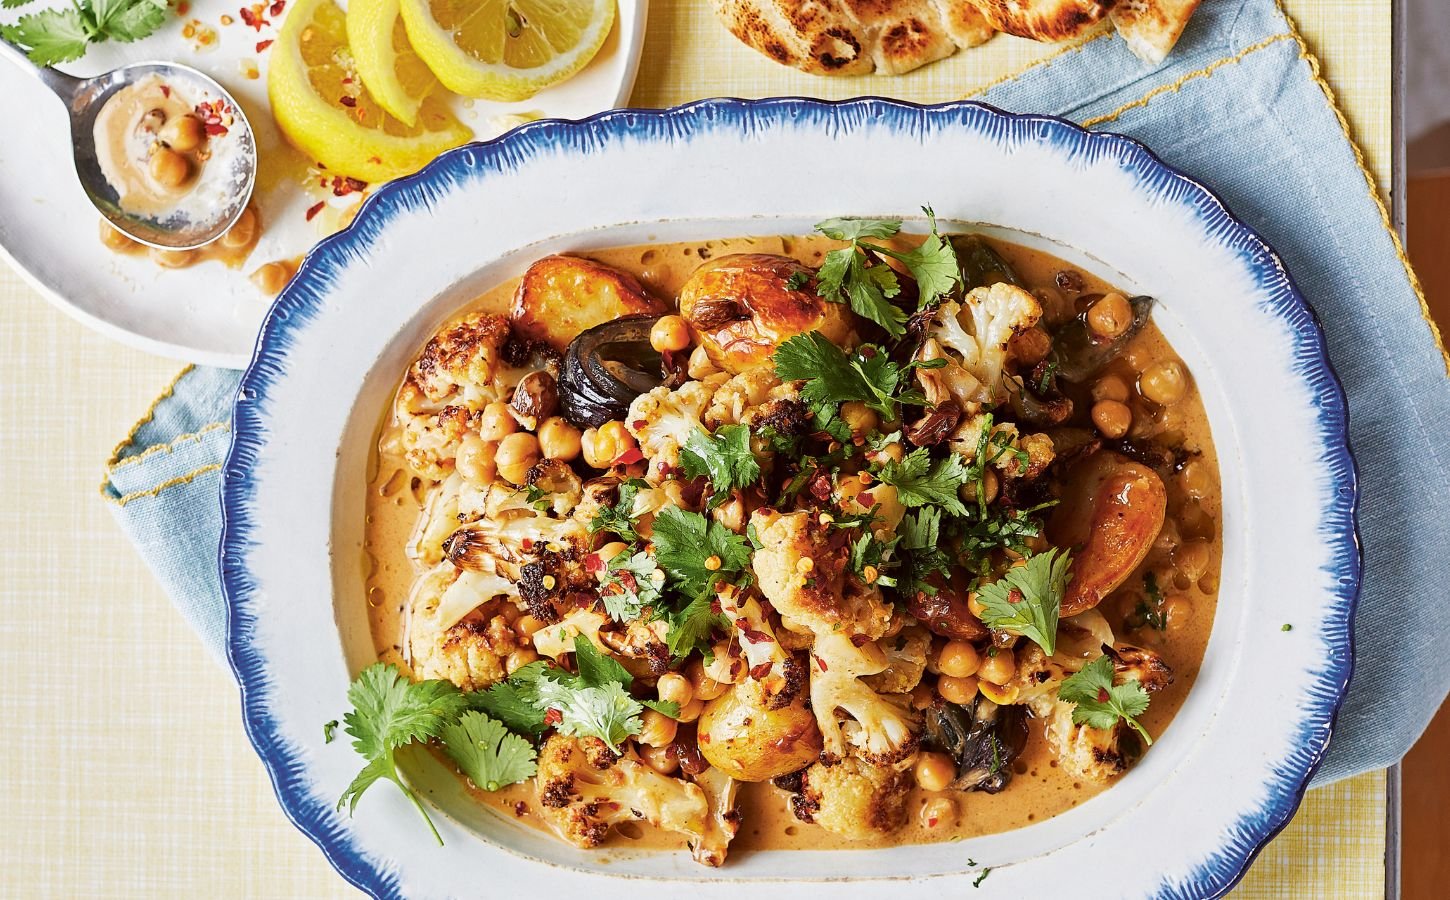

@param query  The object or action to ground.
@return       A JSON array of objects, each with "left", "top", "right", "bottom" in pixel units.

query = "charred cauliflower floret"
[
  {"left": 703, "top": 368, "right": 791, "bottom": 428},
  {"left": 950, "top": 413, "right": 1055, "bottom": 480},
  {"left": 535, "top": 735, "right": 709, "bottom": 849},
  {"left": 1043, "top": 698, "right": 1129, "bottom": 783},
  {"left": 751, "top": 509, "right": 892, "bottom": 640},
  {"left": 405, "top": 565, "right": 519, "bottom": 691},
  {"left": 717, "top": 585, "right": 794, "bottom": 704},
  {"left": 789, "top": 757, "right": 911, "bottom": 841},
  {"left": 810, "top": 631, "right": 920, "bottom": 765},
  {"left": 690, "top": 767, "right": 741, "bottom": 867},
  {"left": 395, "top": 312, "right": 512, "bottom": 479},
  {"left": 625, "top": 373, "right": 730, "bottom": 477},
  {"left": 915, "top": 283, "right": 1043, "bottom": 409},
  {"left": 679, "top": 253, "right": 856, "bottom": 374},
  {"left": 408, "top": 473, "right": 464, "bottom": 566},
  {"left": 862, "top": 625, "right": 931, "bottom": 695}
]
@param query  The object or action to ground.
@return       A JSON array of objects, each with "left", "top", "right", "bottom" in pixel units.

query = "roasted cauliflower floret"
[
  {"left": 405, "top": 565, "right": 519, "bottom": 691},
  {"left": 915, "top": 283, "right": 1043, "bottom": 409},
  {"left": 703, "top": 368, "right": 787, "bottom": 428},
  {"left": 408, "top": 473, "right": 464, "bottom": 566},
  {"left": 950, "top": 413, "right": 1055, "bottom": 480},
  {"left": 810, "top": 631, "right": 919, "bottom": 765},
  {"left": 679, "top": 253, "right": 857, "bottom": 374},
  {"left": 1043, "top": 698, "right": 1129, "bottom": 783},
  {"left": 789, "top": 757, "right": 911, "bottom": 841},
  {"left": 862, "top": 625, "right": 931, "bottom": 695},
  {"left": 625, "top": 373, "right": 730, "bottom": 477},
  {"left": 717, "top": 585, "right": 794, "bottom": 704},
  {"left": 532, "top": 608, "right": 611, "bottom": 659},
  {"left": 395, "top": 312, "right": 512, "bottom": 479},
  {"left": 750, "top": 509, "right": 892, "bottom": 640},
  {"left": 535, "top": 735, "right": 709, "bottom": 849},
  {"left": 690, "top": 767, "right": 741, "bottom": 867}
]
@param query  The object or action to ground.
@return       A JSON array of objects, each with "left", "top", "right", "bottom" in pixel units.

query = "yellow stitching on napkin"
[
  {"left": 961, "top": 28, "right": 1114, "bottom": 100},
  {"left": 106, "top": 463, "right": 223, "bottom": 508},
  {"left": 104, "top": 365, "right": 194, "bottom": 469},
  {"left": 106, "top": 422, "right": 232, "bottom": 473},
  {"left": 1080, "top": 33, "right": 1295, "bottom": 127}
]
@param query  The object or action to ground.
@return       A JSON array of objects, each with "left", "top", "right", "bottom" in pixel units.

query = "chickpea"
[
  {"left": 840, "top": 401, "right": 879, "bottom": 440},
  {"left": 220, "top": 206, "right": 258, "bottom": 250},
  {"left": 1179, "top": 459, "right": 1214, "bottom": 502},
  {"left": 495, "top": 432, "right": 541, "bottom": 485},
  {"left": 514, "top": 614, "right": 546, "bottom": 641},
  {"left": 477, "top": 401, "right": 518, "bottom": 442},
  {"left": 657, "top": 672, "right": 694, "bottom": 709},
  {"left": 712, "top": 495, "right": 745, "bottom": 533},
  {"left": 650, "top": 315, "right": 692, "bottom": 353},
  {"left": 640, "top": 743, "right": 679, "bottom": 775},
  {"left": 919, "top": 796, "right": 957, "bottom": 830},
  {"left": 914, "top": 751, "right": 956, "bottom": 792},
  {"left": 966, "top": 591, "right": 985, "bottom": 619},
  {"left": 98, "top": 219, "right": 137, "bottom": 251},
  {"left": 583, "top": 421, "right": 636, "bottom": 469},
  {"left": 687, "top": 344, "right": 719, "bottom": 379},
  {"left": 249, "top": 260, "right": 295, "bottom": 296},
  {"left": 1140, "top": 360, "right": 1188, "bottom": 406},
  {"left": 870, "top": 442, "right": 905, "bottom": 465},
  {"left": 981, "top": 468, "right": 999, "bottom": 505},
  {"left": 537, "top": 416, "right": 582, "bottom": 462},
  {"left": 979, "top": 679, "right": 1020, "bottom": 705},
  {"left": 148, "top": 146, "right": 191, "bottom": 189},
  {"left": 160, "top": 113, "right": 206, "bottom": 152},
  {"left": 455, "top": 434, "right": 497, "bottom": 485},
  {"left": 1121, "top": 339, "right": 1154, "bottom": 372},
  {"left": 505, "top": 648, "right": 539, "bottom": 675},
  {"left": 675, "top": 697, "right": 704, "bottom": 723},
  {"left": 149, "top": 247, "right": 197, "bottom": 269},
  {"left": 1086, "top": 292, "right": 1133, "bottom": 338},
  {"left": 937, "top": 674, "right": 978, "bottom": 705},
  {"left": 1174, "top": 539, "right": 1212, "bottom": 582},
  {"left": 936, "top": 641, "right": 981, "bottom": 679},
  {"left": 688, "top": 658, "right": 729, "bottom": 702},
  {"left": 978, "top": 648, "right": 1016, "bottom": 685},
  {"left": 1009, "top": 326, "right": 1052, "bottom": 366},
  {"left": 637, "top": 709, "right": 679, "bottom": 747},
  {"left": 1162, "top": 595, "right": 1192, "bottom": 633},
  {"left": 1091, "top": 399, "right": 1133, "bottom": 439},
  {"left": 1091, "top": 374, "right": 1131, "bottom": 404}
]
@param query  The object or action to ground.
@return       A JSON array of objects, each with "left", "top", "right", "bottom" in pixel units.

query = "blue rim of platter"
[{"left": 219, "top": 97, "right": 1361, "bottom": 900}]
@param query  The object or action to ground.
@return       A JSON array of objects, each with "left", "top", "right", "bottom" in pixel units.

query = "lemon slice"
[
  {"left": 399, "top": 0, "right": 615, "bottom": 101},
  {"left": 347, "top": 0, "right": 439, "bottom": 127},
  {"left": 269, "top": 0, "right": 471, "bottom": 183}
]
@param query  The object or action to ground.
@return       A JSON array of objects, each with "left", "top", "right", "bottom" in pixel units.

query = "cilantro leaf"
[
  {"left": 642, "top": 698, "right": 682, "bottom": 718},
  {"left": 439, "top": 711, "right": 538, "bottom": 792},
  {"left": 680, "top": 425, "right": 761, "bottom": 509},
  {"left": 323, "top": 719, "right": 338, "bottom": 743},
  {"left": 571, "top": 633, "right": 633, "bottom": 688},
  {"left": 1058, "top": 655, "right": 1153, "bottom": 745},
  {"left": 1, "top": 8, "right": 90, "bottom": 65},
  {"left": 468, "top": 664, "right": 551, "bottom": 735},
  {"left": 599, "top": 549, "right": 664, "bottom": 622},
  {"left": 898, "top": 507, "right": 952, "bottom": 596},
  {"left": 857, "top": 207, "right": 962, "bottom": 309},
  {"left": 336, "top": 664, "right": 468, "bottom": 845},
  {"left": 651, "top": 506, "right": 751, "bottom": 595},
  {"left": 99, "top": 0, "right": 165, "bottom": 42},
  {"left": 784, "top": 270, "right": 811, "bottom": 291},
  {"left": 815, "top": 217, "right": 902, "bottom": 241},
  {"left": 588, "top": 478, "right": 646, "bottom": 542},
  {"left": 773, "top": 332, "right": 899, "bottom": 417},
  {"left": 666, "top": 590, "right": 729, "bottom": 658},
  {"left": 816, "top": 246, "right": 906, "bottom": 336},
  {"left": 533, "top": 678, "right": 643, "bottom": 752},
  {"left": 974, "top": 548, "right": 1072, "bottom": 655},
  {"left": 873, "top": 447, "right": 973, "bottom": 517}
]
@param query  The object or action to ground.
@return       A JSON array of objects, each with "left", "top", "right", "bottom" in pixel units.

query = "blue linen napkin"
[{"left": 100, "top": 0, "right": 1450, "bottom": 784}]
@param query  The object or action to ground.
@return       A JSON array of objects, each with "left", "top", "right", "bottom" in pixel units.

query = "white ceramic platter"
[
  {"left": 0, "top": 0, "right": 647, "bottom": 366},
  {"left": 220, "top": 99, "right": 1358, "bottom": 898}
]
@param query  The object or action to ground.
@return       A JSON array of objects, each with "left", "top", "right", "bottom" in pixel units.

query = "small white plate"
[
  {"left": 221, "top": 99, "right": 1358, "bottom": 898},
  {"left": 0, "top": 0, "right": 647, "bottom": 367}
]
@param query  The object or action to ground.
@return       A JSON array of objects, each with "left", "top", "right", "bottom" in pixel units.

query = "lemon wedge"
[
  {"left": 269, "top": 0, "right": 471, "bottom": 183},
  {"left": 347, "top": 0, "right": 439, "bottom": 127},
  {"left": 399, "top": 0, "right": 615, "bottom": 102}
]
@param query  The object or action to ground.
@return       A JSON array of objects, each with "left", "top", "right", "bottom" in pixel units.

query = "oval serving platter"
[{"left": 220, "top": 98, "right": 1358, "bottom": 899}]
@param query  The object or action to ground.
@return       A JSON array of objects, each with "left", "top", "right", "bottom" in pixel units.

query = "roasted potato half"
[
  {"left": 679, "top": 253, "right": 855, "bottom": 373},
  {"left": 698, "top": 679, "right": 823, "bottom": 782},
  {"left": 512, "top": 256, "right": 667, "bottom": 350}
]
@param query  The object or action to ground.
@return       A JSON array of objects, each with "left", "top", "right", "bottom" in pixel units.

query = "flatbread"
[
  {"left": 712, "top": 0, "right": 995, "bottom": 76},
  {"left": 1109, "top": 0, "right": 1202, "bottom": 64},
  {"left": 969, "top": 0, "right": 1113, "bottom": 43}
]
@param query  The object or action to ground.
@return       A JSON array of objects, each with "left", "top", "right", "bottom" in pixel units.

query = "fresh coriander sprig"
[
  {"left": 1058, "top": 654, "right": 1154, "bottom": 745},
  {"left": 872, "top": 446, "right": 974, "bottom": 517},
  {"left": 773, "top": 331, "right": 939, "bottom": 419},
  {"left": 813, "top": 207, "right": 962, "bottom": 335},
  {"left": 680, "top": 424, "right": 761, "bottom": 509},
  {"left": 598, "top": 549, "right": 665, "bottom": 622},
  {"left": 1, "top": 0, "right": 169, "bottom": 66},
  {"left": 588, "top": 478, "right": 647, "bottom": 542},
  {"left": 974, "top": 548, "right": 1072, "bottom": 655}
]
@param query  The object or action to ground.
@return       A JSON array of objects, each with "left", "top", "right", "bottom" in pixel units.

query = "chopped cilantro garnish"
[
  {"left": 588, "top": 478, "right": 648, "bottom": 542},
  {"left": 873, "top": 447, "right": 974, "bottom": 517},
  {"left": 1058, "top": 654, "right": 1153, "bottom": 745},
  {"left": 974, "top": 548, "right": 1072, "bottom": 655},
  {"left": 680, "top": 424, "right": 761, "bottom": 509},
  {"left": 598, "top": 549, "right": 664, "bottom": 622}
]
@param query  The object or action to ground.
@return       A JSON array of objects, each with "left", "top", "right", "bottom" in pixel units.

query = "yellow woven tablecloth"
[{"left": 0, "top": 1, "right": 1389, "bottom": 896}]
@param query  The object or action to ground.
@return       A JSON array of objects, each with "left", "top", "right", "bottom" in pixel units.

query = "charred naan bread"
[
  {"left": 714, "top": 0, "right": 1199, "bottom": 74},
  {"left": 711, "top": 0, "right": 994, "bottom": 76}
]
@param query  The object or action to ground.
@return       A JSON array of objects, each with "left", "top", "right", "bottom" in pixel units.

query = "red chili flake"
[
  {"left": 256, "top": 38, "right": 273, "bottom": 51},
  {"left": 857, "top": 490, "right": 874, "bottom": 507},
  {"left": 160, "top": 84, "right": 172, "bottom": 98},
  {"left": 176, "top": 1, "right": 190, "bottom": 14},
  {"left": 1096, "top": 687, "right": 1110, "bottom": 703},
  {"left": 269, "top": 0, "right": 286, "bottom": 15},
  {"left": 341, "top": 76, "right": 353, "bottom": 85},
  {"left": 367, "top": 156, "right": 381, "bottom": 165},
  {"left": 850, "top": 633, "right": 872, "bottom": 647},
  {"left": 543, "top": 708, "right": 563, "bottom": 727},
  {"left": 304, "top": 201, "right": 325, "bottom": 221},
  {"left": 330, "top": 175, "right": 367, "bottom": 196},
  {"left": 859, "top": 345, "right": 877, "bottom": 358},
  {"left": 339, "top": 95, "right": 357, "bottom": 108},
  {"left": 1007, "top": 587, "right": 1023, "bottom": 605},
  {"left": 239, "top": 4, "right": 268, "bottom": 30},
  {"left": 813, "top": 654, "right": 829, "bottom": 671},
  {"left": 631, "top": 419, "right": 647, "bottom": 430},
  {"left": 749, "top": 661, "right": 774, "bottom": 680},
  {"left": 617, "top": 571, "right": 638, "bottom": 592},
  {"left": 656, "top": 460, "right": 673, "bottom": 476},
  {"left": 204, "top": 122, "right": 229, "bottom": 136},
  {"left": 926, "top": 815, "right": 939, "bottom": 828},
  {"left": 583, "top": 553, "right": 604, "bottom": 574},
  {"left": 613, "top": 447, "right": 645, "bottom": 466},
  {"left": 520, "top": 538, "right": 535, "bottom": 551},
  {"left": 698, "top": 733, "right": 711, "bottom": 745},
  {"left": 741, "top": 627, "right": 772, "bottom": 644}
]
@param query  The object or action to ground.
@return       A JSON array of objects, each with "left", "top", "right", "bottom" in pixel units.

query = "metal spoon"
[{"left": 0, "top": 41, "right": 256, "bottom": 250}]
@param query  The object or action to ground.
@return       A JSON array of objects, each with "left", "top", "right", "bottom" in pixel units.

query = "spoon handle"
[{"left": 0, "top": 37, "right": 83, "bottom": 103}]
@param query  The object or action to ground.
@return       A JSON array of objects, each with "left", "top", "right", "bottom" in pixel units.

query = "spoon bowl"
[{"left": 0, "top": 44, "right": 257, "bottom": 250}]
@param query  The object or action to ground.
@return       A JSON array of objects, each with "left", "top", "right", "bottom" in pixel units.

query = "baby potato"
[
  {"left": 679, "top": 254, "right": 855, "bottom": 374},
  {"left": 698, "top": 681, "right": 822, "bottom": 782},
  {"left": 511, "top": 255, "right": 667, "bottom": 350}
]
